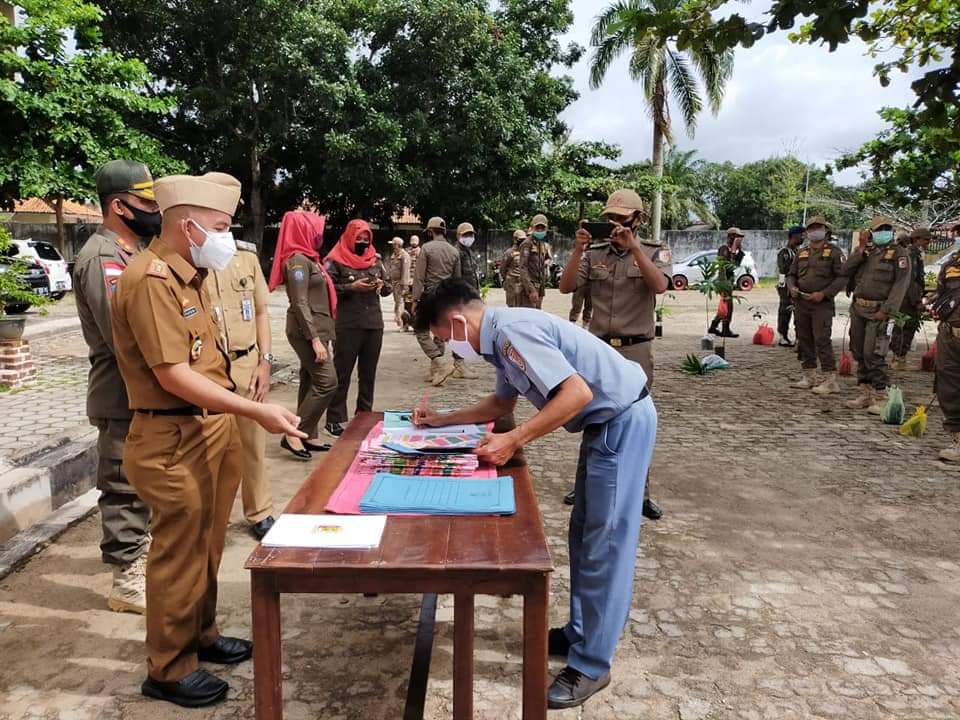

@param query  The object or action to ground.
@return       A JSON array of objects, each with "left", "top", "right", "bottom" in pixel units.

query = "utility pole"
[{"left": 801, "top": 164, "right": 811, "bottom": 227}]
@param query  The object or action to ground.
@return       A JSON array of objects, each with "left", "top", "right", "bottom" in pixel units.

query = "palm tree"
[
  {"left": 589, "top": 0, "right": 734, "bottom": 243},
  {"left": 661, "top": 147, "right": 718, "bottom": 228}
]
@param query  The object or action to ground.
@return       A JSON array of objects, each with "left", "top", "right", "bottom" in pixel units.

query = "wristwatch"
[{"left": 261, "top": 352, "right": 276, "bottom": 365}]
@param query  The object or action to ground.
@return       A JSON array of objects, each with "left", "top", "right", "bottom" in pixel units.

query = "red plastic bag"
[
  {"left": 922, "top": 342, "right": 936, "bottom": 372},
  {"left": 752, "top": 323, "right": 774, "bottom": 345},
  {"left": 717, "top": 296, "right": 730, "bottom": 319},
  {"left": 838, "top": 350, "right": 854, "bottom": 376}
]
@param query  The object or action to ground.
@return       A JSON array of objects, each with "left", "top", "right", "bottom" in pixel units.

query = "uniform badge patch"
[
  {"left": 183, "top": 305, "right": 198, "bottom": 319},
  {"left": 884, "top": 248, "right": 895, "bottom": 260},
  {"left": 502, "top": 340, "right": 526, "bottom": 371},
  {"left": 190, "top": 338, "right": 203, "bottom": 361},
  {"left": 946, "top": 267, "right": 960, "bottom": 279},
  {"left": 898, "top": 256, "right": 909, "bottom": 269},
  {"left": 146, "top": 260, "right": 168, "bottom": 279},
  {"left": 799, "top": 250, "right": 810, "bottom": 259},
  {"left": 822, "top": 248, "right": 832, "bottom": 257},
  {"left": 657, "top": 248, "right": 673, "bottom": 264},
  {"left": 293, "top": 268, "right": 305, "bottom": 282}
]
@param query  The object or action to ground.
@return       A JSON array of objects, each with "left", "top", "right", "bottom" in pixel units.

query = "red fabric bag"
[
  {"left": 717, "top": 296, "right": 730, "bottom": 319},
  {"left": 838, "top": 350, "right": 854, "bottom": 376},
  {"left": 752, "top": 323, "right": 774, "bottom": 345},
  {"left": 921, "top": 342, "right": 936, "bottom": 372}
]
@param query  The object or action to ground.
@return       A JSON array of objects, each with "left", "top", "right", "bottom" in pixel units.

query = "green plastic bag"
[{"left": 882, "top": 385, "right": 905, "bottom": 425}]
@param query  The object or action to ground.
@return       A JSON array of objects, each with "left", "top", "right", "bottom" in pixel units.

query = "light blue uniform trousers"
[{"left": 564, "top": 395, "right": 657, "bottom": 679}]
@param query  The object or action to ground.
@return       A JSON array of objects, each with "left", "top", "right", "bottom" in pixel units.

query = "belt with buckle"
[
  {"left": 603, "top": 335, "right": 652, "bottom": 348},
  {"left": 229, "top": 344, "right": 257, "bottom": 361},
  {"left": 854, "top": 298, "right": 882, "bottom": 310},
  {"left": 135, "top": 407, "right": 223, "bottom": 417}
]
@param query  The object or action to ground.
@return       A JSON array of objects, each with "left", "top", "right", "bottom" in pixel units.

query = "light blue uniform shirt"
[{"left": 479, "top": 307, "right": 648, "bottom": 432}]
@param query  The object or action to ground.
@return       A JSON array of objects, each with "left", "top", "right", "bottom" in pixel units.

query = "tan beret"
[{"left": 155, "top": 172, "right": 242, "bottom": 215}]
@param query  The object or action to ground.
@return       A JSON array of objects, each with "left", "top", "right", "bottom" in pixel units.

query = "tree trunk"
[
  {"left": 650, "top": 80, "right": 666, "bottom": 244},
  {"left": 53, "top": 196, "right": 66, "bottom": 254},
  {"left": 245, "top": 143, "right": 266, "bottom": 250},
  {"left": 1, "top": 3, "right": 14, "bottom": 25}
]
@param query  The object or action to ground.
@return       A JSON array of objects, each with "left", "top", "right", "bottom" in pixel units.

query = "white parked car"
[
  {"left": 11, "top": 239, "right": 73, "bottom": 299},
  {"left": 670, "top": 249, "right": 758, "bottom": 291},
  {"left": 925, "top": 246, "right": 957, "bottom": 279}
]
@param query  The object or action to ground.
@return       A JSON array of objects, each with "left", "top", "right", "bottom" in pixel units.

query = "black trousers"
[
  {"left": 777, "top": 286, "right": 794, "bottom": 338},
  {"left": 326, "top": 328, "right": 384, "bottom": 426}
]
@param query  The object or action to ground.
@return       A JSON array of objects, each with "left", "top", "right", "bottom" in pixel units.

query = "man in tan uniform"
[
  {"left": 519, "top": 213, "right": 551, "bottom": 308},
  {"left": 74, "top": 160, "right": 158, "bottom": 614},
  {"left": 407, "top": 234, "right": 421, "bottom": 265},
  {"left": 412, "top": 216, "right": 461, "bottom": 385},
  {"left": 786, "top": 216, "right": 848, "bottom": 394},
  {"left": 559, "top": 189, "right": 669, "bottom": 520},
  {"left": 842, "top": 217, "right": 912, "bottom": 413},
  {"left": 387, "top": 236, "right": 412, "bottom": 327},
  {"left": 204, "top": 242, "right": 276, "bottom": 539},
  {"left": 890, "top": 227, "right": 932, "bottom": 368},
  {"left": 500, "top": 230, "right": 525, "bottom": 307},
  {"left": 933, "top": 249, "right": 960, "bottom": 461},
  {"left": 111, "top": 172, "right": 302, "bottom": 708}
]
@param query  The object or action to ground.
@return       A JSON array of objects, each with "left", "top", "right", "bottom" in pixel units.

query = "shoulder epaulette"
[
  {"left": 236, "top": 240, "right": 258, "bottom": 254},
  {"left": 145, "top": 259, "right": 168, "bottom": 279}
]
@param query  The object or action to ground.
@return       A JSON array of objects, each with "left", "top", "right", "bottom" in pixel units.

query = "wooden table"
[{"left": 245, "top": 412, "right": 553, "bottom": 719}]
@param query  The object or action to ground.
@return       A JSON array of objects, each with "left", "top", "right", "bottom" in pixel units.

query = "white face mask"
[
  {"left": 459, "top": 234, "right": 475, "bottom": 248},
  {"left": 448, "top": 314, "right": 481, "bottom": 362},
  {"left": 188, "top": 219, "right": 236, "bottom": 271},
  {"left": 807, "top": 228, "right": 827, "bottom": 242}
]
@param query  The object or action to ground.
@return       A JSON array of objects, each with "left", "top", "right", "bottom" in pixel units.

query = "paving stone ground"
[{"left": 0, "top": 288, "right": 957, "bottom": 720}]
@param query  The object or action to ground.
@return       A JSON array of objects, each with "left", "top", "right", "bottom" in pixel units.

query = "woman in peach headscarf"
[
  {"left": 322, "top": 219, "right": 392, "bottom": 437},
  {"left": 268, "top": 211, "right": 338, "bottom": 459}
]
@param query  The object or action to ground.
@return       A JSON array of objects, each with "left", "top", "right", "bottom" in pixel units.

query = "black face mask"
[
  {"left": 119, "top": 200, "right": 162, "bottom": 238},
  {"left": 354, "top": 242, "right": 370, "bottom": 255}
]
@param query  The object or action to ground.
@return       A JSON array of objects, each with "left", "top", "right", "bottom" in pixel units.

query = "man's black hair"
[
  {"left": 414, "top": 279, "right": 482, "bottom": 332},
  {"left": 99, "top": 193, "right": 123, "bottom": 217}
]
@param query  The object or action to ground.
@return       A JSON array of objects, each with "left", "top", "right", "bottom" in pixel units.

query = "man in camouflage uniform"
[
  {"left": 74, "top": 160, "right": 157, "bottom": 614},
  {"left": 933, "top": 247, "right": 960, "bottom": 462},
  {"left": 890, "top": 227, "right": 932, "bottom": 368},
  {"left": 500, "top": 230, "right": 525, "bottom": 307},
  {"left": 518, "top": 213, "right": 551, "bottom": 308},
  {"left": 786, "top": 216, "right": 848, "bottom": 395},
  {"left": 842, "top": 217, "right": 911, "bottom": 413}
]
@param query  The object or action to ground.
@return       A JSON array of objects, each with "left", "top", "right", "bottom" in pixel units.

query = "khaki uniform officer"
[
  {"left": 518, "top": 213, "right": 551, "bottom": 308},
  {"left": 412, "top": 216, "right": 461, "bottom": 385},
  {"left": 112, "top": 172, "right": 301, "bottom": 708},
  {"left": 500, "top": 230, "right": 525, "bottom": 307},
  {"left": 933, "top": 250, "right": 960, "bottom": 462},
  {"left": 387, "top": 237, "right": 412, "bottom": 327},
  {"left": 74, "top": 159, "right": 158, "bottom": 614},
  {"left": 559, "top": 188, "right": 670, "bottom": 521},
  {"left": 786, "top": 216, "right": 848, "bottom": 395},
  {"left": 843, "top": 217, "right": 911, "bottom": 414},
  {"left": 205, "top": 243, "right": 276, "bottom": 539},
  {"left": 890, "top": 227, "right": 933, "bottom": 368}
]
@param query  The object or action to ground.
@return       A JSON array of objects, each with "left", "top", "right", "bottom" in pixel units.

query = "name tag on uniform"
[
  {"left": 241, "top": 296, "right": 253, "bottom": 321},
  {"left": 183, "top": 305, "right": 198, "bottom": 319}
]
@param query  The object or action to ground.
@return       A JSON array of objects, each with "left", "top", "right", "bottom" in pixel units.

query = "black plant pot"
[
  {"left": 715, "top": 345, "right": 726, "bottom": 359},
  {"left": 655, "top": 323, "right": 663, "bottom": 338}
]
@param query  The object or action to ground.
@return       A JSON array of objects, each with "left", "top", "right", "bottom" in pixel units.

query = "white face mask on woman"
[
  {"left": 188, "top": 219, "right": 236, "bottom": 271},
  {"left": 448, "top": 314, "right": 481, "bottom": 362}
]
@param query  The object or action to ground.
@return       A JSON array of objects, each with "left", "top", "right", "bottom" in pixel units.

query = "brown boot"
[
  {"left": 867, "top": 388, "right": 886, "bottom": 415},
  {"left": 430, "top": 357, "right": 454, "bottom": 386},
  {"left": 791, "top": 369, "right": 818, "bottom": 390},
  {"left": 108, "top": 554, "right": 147, "bottom": 615},
  {"left": 845, "top": 384, "right": 871, "bottom": 409},
  {"left": 811, "top": 372, "right": 841, "bottom": 395},
  {"left": 939, "top": 433, "right": 960, "bottom": 463}
]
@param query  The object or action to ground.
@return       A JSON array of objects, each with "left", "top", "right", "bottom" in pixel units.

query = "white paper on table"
[{"left": 261, "top": 514, "right": 387, "bottom": 549}]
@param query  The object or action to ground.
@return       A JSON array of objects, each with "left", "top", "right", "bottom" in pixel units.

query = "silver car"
[{"left": 670, "top": 249, "right": 758, "bottom": 291}]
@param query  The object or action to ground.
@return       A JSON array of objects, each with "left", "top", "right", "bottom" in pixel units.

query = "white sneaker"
[{"left": 108, "top": 554, "right": 147, "bottom": 615}]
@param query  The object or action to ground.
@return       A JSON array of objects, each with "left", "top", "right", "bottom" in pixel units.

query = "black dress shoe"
[
  {"left": 280, "top": 436, "right": 311, "bottom": 460},
  {"left": 303, "top": 439, "right": 332, "bottom": 452},
  {"left": 325, "top": 422, "right": 344, "bottom": 437},
  {"left": 198, "top": 636, "right": 253, "bottom": 665},
  {"left": 720, "top": 330, "right": 739, "bottom": 338},
  {"left": 141, "top": 669, "right": 228, "bottom": 708},
  {"left": 548, "top": 627, "right": 571, "bottom": 657},
  {"left": 563, "top": 489, "right": 576, "bottom": 506},
  {"left": 547, "top": 666, "right": 611, "bottom": 709},
  {"left": 252, "top": 516, "right": 275, "bottom": 541},
  {"left": 642, "top": 498, "right": 663, "bottom": 520},
  {"left": 778, "top": 339, "right": 795, "bottom": 348}
]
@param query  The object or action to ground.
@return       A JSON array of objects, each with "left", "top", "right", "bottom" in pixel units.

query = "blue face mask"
[
  {"left": 532, "top": 230, "right": 547, "bottom": 241},
  {"left": 873, "top": 230, "right": 894, "bottom": 246}
]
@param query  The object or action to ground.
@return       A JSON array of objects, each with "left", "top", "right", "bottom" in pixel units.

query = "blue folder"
[{"left": 359, "top": 473, "right": 516, "bottom": 516}]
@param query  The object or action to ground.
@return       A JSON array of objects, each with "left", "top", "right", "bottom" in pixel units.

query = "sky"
[{"left": 559, "top": 0, "right": 923, "bottom": 186}]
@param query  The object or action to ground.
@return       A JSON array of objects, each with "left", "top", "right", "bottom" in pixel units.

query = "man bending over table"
[{"left": 413, "top": 279, "right": 657, "bottom": 710}]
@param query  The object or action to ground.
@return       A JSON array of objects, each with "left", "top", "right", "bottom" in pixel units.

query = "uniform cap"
[
  {"left": 531, "top": 213, "right": 548, "bottom": 228},
  {"left": 95, "top": 160, "right": 155, "bottom": 200},
  {"left": 457, "top": 222, "right": 475, "bottom": 236},
  {"left": 601, "top": 189, "right": 644, "bottom": 217},
  {"left": 154, "top": 172, "right": 242, "bottom": 216},
  {"left": 726, "top": 227, "right": 744, "bottom": 237},
  {"left": 805, "top": 215, "right": 833, "bottom": 231},
  {"left": 426, "top": 217, "right": 446, "bottom": 231},
  {"left": 909, "top": 227, "right": 932, "bottom": 241},
  {"left": 390, "top": 236, "right": 403, "bottom": 246},
  {"left": 513, "top": 229, "right": 527, "bottom": 241},
  {"left": 409, "top": 235, "right": 420, "bottom": 246},
  {"left": 870, "top": 215, "right": 896, "bottom": 231},
  {"left": 788, "top": 225, "right": 805, "bottom": 236}
]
